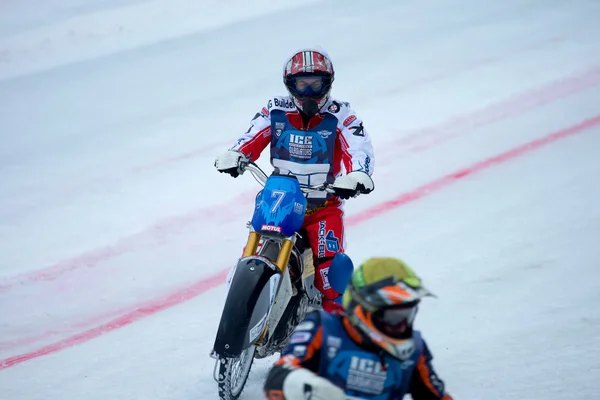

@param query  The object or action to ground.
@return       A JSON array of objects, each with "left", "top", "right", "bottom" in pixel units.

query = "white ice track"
[{"left": 1, "top": 0, "right": 599, "bottom": 398}]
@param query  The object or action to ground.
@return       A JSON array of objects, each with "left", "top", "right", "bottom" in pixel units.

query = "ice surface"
[{"left": 1, "top": 0, "right": 599, "bottom": 399}]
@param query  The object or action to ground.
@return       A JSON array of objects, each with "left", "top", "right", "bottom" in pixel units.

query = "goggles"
[
  {"left": 375, "top": 305, "right": 418, "bottom": 325},
  {"left": 372, "top": 304, "right": 418, "bottom": 338},
  {"left": 288, "top": 74, "right": 331, "bottom": 98}
]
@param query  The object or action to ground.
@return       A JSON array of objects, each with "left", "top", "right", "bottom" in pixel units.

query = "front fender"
[{"left": 213, "top": 256, "right": 281, "bottom": 357}]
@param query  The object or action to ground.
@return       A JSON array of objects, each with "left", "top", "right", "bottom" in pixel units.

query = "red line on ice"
[
  {"left": 348, "top": 115, "right": 600, "bottom": 225},
  {"left": 0, "top": 190, "right": 253, "bottom": 291},
  {"left": 1, "top": 113, "right": 599, "bottom": 370},
  {"left": 0, "top": 269, "right": 229, "bottom": 370},
  {"left": 380, "top": 64, "right": 600, "bottom": 158},
  {"left": 0, "top": 305, "right": 141, "bottom": 351}
]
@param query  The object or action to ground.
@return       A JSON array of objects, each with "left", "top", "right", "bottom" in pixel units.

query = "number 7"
[{"left": 271, "top": 190, "right": 286, "bottom": 213}]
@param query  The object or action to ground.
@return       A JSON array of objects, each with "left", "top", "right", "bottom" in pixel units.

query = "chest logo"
[{"left": 347, "top": 356, "right": 388, "bottom": 395}]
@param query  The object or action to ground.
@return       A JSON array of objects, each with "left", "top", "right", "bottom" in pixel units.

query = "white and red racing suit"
[{"left": 231, "top": 96, "right": 375, "bottom": 308}]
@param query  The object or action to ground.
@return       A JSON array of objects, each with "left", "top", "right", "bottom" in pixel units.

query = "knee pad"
[{"left": 327, "top": 252, "right": 354, "bottom": 294}]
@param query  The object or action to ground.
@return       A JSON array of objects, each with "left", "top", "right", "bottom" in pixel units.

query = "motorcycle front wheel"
[{"left": 217, "top": 345, "right": 256, "bottom": 400}]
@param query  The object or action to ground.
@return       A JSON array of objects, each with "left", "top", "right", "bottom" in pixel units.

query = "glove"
[
  {"left": 283, "top": 368, "right": 346, "bottom": 400},
  {"left": 214, "top": 150, "right": 248, "bottom": 178},
  {"left": 331, "top": 171, "right": 374, "bottom": 199}
]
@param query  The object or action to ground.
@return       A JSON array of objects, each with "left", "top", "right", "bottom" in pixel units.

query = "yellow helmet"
[{"left": 342, "top": 257, "right": 433, "bottom": 360}]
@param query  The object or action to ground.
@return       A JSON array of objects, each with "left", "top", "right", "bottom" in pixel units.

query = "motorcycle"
[{"left": 210, "top": 160, "right": 333, "bottom": 400}]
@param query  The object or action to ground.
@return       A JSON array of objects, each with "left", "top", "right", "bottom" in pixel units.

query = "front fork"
[
  {"left": 242, "top": 230, "right": 295, "bottom": 273},
  {"left": 242, "top": 231, "right": 261, "bottom": 257}
]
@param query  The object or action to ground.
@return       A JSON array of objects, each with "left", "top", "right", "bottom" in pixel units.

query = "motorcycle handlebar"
[{"left": 243, "top": 161, "right": 335, "bottom": 194}]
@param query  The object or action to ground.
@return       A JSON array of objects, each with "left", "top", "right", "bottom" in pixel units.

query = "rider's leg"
[{"left": 302, "top": 200, "right": 349, "bottom": 313}]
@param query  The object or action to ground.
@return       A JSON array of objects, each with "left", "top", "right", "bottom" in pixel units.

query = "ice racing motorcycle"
[{"left": 210, "top": 161, "right": 333, "bottom": 400}]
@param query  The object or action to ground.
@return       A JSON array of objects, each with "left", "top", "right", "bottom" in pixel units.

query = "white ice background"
[{"left": 1, "top": 0, "right": 599, "bottom": 399}]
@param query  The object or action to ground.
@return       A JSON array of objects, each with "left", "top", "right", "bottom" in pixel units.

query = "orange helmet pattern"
[{"left": 342, "top": 257, "right": 433, "bottom": 360}]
